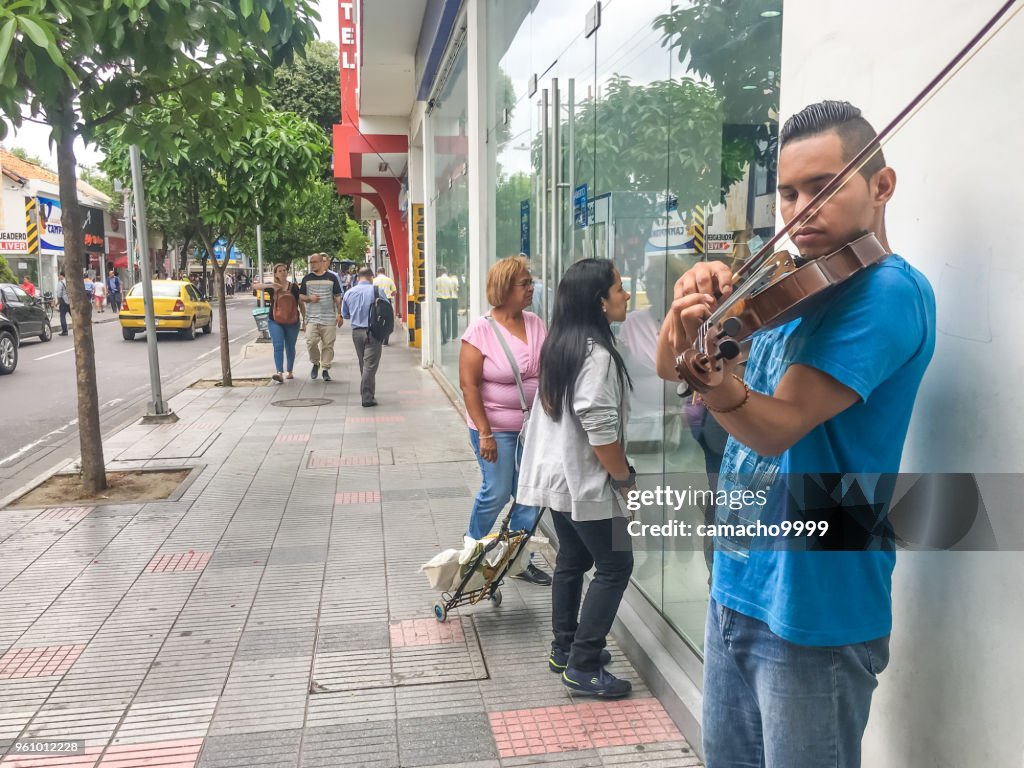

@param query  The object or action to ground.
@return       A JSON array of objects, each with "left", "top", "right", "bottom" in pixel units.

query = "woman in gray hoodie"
[{"left": 517, "top": 259, "right": 636, "bottom": 698}]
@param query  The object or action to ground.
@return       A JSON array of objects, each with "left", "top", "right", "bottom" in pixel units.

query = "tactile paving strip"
[
  {"left": 35, "top": 508, "right": 93, "bottom": 522},
  {"left": 335, "top": 491, "right": 381, "bottom": 505},
  {"left": 0, "top": 644, "right": 86, "bottom": 679},
  {"left": 144, "top": 551, "right": 211, "bottom": 574},
  {"left": 488, "top": 697, "right": 682, "bottom": 758}
]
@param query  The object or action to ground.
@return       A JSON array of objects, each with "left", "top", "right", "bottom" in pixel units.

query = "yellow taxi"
[{"left": 119, "top": 280, "right": 213, "bottom": 341}]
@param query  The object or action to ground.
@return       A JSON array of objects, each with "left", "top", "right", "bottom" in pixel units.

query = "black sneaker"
[
  {"left": 321, "top": 369, "right": 332, "bottom": 382},
  {"left": 513, "top": 562, "right": 552, "bottom": 586},
  {"left": 549, "top": 646, "right": 611, "bottom": 674},
  {"left": 562, "top": 666, "right": 632, "bottom": 698},
  {"left": 311, "top": 363, "right": 319, "bottom": 380},
  {"left": 362, "top": 400, "right": 378, "bottom": 408}
]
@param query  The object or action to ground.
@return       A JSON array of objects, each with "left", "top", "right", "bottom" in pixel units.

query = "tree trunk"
[
  {"left": 203, "top": 238, "right": 233, "bottom": 387},
  {"left": 55, "top": 100, "right": 106, "bottom": 493}
]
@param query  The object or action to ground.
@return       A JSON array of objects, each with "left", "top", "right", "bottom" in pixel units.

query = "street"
[{"left": 0, "top": 298, "right": 258, "bottom": 499}]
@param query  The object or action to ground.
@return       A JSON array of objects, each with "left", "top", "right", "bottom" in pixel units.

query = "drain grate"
[
  {"left": 311, "top": 617, "right": 487, "bottom": 692},
  {"left": 271, "top": 398, "right": 334, "bottom": 407}
]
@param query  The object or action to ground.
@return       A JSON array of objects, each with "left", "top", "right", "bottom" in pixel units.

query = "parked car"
[
  {"left": 0, "top": 283, "right": 52, "bottom": 344},
  {"left": 0, "top": 311, "right": 18, "bottom": 375},
  {"left": 119, "top": 280, "right": 213, "bottom": 341}
]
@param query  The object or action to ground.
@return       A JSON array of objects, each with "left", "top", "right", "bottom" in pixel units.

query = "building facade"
[{"left": 337, "top": 1, "right": 1024, "bottom": 764}]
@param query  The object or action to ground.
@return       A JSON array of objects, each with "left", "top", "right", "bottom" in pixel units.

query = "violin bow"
[{"left": 733, "top": 0, "right": 1022, "bottom": 282}]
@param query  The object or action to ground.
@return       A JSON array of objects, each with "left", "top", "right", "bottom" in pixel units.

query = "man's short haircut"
[
  {"left": 486, "top": 255, "right": 530, "bottom": 308},
  {"left": 357, "top": 266, "right": 374, "bottom": 279},
  {"left": 376, "top": 267, "right": 386, "bottom": 274},
  {"left": 780, "top": 100, "right": 886, "bottom": 180}
]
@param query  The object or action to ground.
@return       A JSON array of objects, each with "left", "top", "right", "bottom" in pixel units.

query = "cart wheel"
[
  {"left": 433, "top": 601, "right": 448, "bottom": 623},
  {"left": 491, "top": 589, "right": 503, "bottom": 607}
]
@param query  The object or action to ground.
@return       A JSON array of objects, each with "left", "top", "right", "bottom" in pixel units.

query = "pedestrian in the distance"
[
  {"left": 92, "top": 275, "right": 105, "bottom": 312},
  {"left": 56, "top": 271, "right": 70, "bottom": 335},
  {"left": 83, "top": 273, "right": 94, "bottom": 307},
  {"left": 300, "top": 253, "right": 343, "bottom": 381},
  {"left": 459, "top": 255, "right": 550, "bottom": 585},
  {"left": 436, "top": 265, "right": 460, "bottom": 344},
  {"left": 517, "top": 258, "right": 635, "bottom": 698},
  {"left": 373, "top": 267, "right": 398, "bottom": 345},
  {"left": 106, "top": 270, "right": 122, "bottom": 315},
  {"left": 20, "top": 276, "right": 36, "bottom": 297},
  {"left": 253, "top": 263, "right": 301, "bottom": 383},
  {"left": 341, "top": 267, "right": 384, "bottom": 407}
]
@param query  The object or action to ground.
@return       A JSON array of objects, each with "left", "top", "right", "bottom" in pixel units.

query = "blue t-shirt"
[{"left": 711, "top": 255, "right": 936, "bottom": 646}]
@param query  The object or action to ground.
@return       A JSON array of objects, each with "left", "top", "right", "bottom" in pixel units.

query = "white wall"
[{"left": 782, "top": 2, "right": 1024, "bottom": 766}]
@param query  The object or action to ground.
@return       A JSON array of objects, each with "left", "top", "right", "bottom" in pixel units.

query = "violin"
[
  {"left": 673, "top": 0, "right": 1021, "bottom": 396},
  {"left": 675, "top": 232, "right": 888, "bottom": 394}
]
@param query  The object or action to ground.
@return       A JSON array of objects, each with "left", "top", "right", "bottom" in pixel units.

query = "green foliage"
[
  {"left": 654, "top": 0, "right": 781, "bottom": 188},
  {"left": 0, "top": 0, "right": 320, "bottom": 149},
  {"left": 79, "top": 165, "right": 114, "bottom": 198},
  {"left": 268, "top": 40, "right": 342, "bottom": 139},
  {"left": 100, "top": 100, "right": 330, "bottom": 260},
  {"left": 236, "top": 178, "right": 351, "bottom": 266},
  {"left": 495, "top": 171, "right": 530, "bottom": 258},
  {"left": 0, "top": 256, "right": 17, "bottom": 283},
  {"left": 567, "top": 74, "right": 731, "bottom": 213},
  {"left": 339, "top": 218, "right": 370, "bottom": 263}
]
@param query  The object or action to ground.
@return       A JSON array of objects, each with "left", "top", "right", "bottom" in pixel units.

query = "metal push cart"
[{"left": 432, "top": 507, "right": 544, "bottom": 622}]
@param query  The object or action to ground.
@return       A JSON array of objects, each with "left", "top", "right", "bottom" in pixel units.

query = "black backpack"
[{"left": 368, "top": 286, "right": 395, "bottom": 342}]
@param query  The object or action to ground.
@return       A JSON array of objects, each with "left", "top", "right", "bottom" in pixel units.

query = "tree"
[
  {"left": 79, "top": 165, "right": 114, "bottom": 198},
  {"left": 103, "top": 101, "right": 328, "bottom": 387},
  {"left": 0, "top": 256, "right": 17, "bottom": 283},
  {"left": 236, "top": 178, "right": 351, "bottom": 268},
  {"left": 339, "top": 218, "right": 370, "bottom": 263},
  {"left": 654, "top": 0, "right": 782, "bottom": 193},
  {"left": 268, "top": 41, "right": 342, "bottom": 141},
  {"left": 0, "top": 0, "right": 318, "bottom": 494}
]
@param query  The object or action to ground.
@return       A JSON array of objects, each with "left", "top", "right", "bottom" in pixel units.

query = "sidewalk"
[{"left": 0, "top": 324, "right": 701, "bottom": 767}]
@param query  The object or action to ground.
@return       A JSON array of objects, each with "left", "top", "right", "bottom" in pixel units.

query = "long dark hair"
[{"left": 539, "top": 259, "right": 632, "bottom": 421}]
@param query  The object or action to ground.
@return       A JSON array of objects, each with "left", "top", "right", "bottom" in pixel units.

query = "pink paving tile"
[
  {"left": 311, "top": 454, "right": 379, "bottom": 468},
  {"left": 0, "top": 644, "right": 86, "bottom": 679},
  {"left": 0, "top": 743, "right": 103, "bottom": 766},
  {"left": 97, "top": 737, "right": 203, "bottom": 767},
  {"left": 389, "top": 617, "right": 466, "bottom": 647},
  {"left": 275, "top": 433, "right": 310, "bottom": 443},
  {"left": 36, "top": 507, "right": 94, "bottom": 522},
  {"left": 144, "top": 551, "right": 211, "bottom": 574},
  {"left": 488, "top": 697, "right": 682, "bottom": 758},
  {"left": 346, "top": 415, "right": 406, "bottom": 424},
  {"left": 335, "top": 491, "right": 381, "bottom": 505}
]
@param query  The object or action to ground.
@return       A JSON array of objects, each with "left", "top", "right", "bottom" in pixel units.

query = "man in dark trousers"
[
  {"left": 106, "top": 270, "right": 122, "bottom": 315},
  {"left": 341, "top": 267, "right": 383, "bottom": 407},
  {"left": 55, "top": 271, "right": 70, "bottom": 335}
]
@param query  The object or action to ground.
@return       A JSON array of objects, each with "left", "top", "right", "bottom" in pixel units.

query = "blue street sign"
[{"left": 573, "top": 184, "right": 588, "bottom": 228}]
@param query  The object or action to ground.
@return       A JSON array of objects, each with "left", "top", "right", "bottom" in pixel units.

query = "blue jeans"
[
  {"left": 703, "top": 597, "right": 889, "bottom": 768},
  {"left": 267, "top": 318, "right": 299, "bottom": 373},
  {"left": 466, "top": 429, "right": 540, "bottom": 539}
]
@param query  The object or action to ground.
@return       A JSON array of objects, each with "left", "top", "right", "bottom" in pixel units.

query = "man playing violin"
[{"left": 656, "top": 101, "right": 936, "bottom": 767}]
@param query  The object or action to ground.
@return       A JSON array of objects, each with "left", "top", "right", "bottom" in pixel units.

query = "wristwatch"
[{"left": 610, "top": 465, "right": 637, "bottom": 489}]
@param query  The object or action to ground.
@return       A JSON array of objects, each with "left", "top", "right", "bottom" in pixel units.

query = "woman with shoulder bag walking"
[
  {"left": 459, "top": 255, "right": 551, "bottom": 586},
  {"left": 253, "top": 263, "right": 301, "bottom": 383},
  {"left": 517, "top": 258, "right": 635, "bottom": 697}
]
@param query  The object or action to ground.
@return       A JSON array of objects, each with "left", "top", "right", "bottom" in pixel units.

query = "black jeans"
[
  {"left": 438, "top": 298, "right": 458, "bottom": 343},
  {"left": 551, "top": 510, "right": 634, "bottom": 671},
  {"left": 59, "top": 300, "right": 70, "bottom": 333}
]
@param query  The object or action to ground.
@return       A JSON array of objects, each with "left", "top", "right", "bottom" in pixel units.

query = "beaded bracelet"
[
  {"left": 700, "top": 374, "right": 750, "bottom": 414},
  {"left": 479, "top": 433, "right": 495, "bottom": 439}
]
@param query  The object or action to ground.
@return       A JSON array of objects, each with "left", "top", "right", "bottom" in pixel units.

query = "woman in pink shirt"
[{"left": 459, "top": 255, "right": 550, "bottom": 585}]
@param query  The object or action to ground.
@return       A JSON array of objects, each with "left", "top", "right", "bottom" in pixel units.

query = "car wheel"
[
  {"left": 39, "top": 321, "right": 53, "bottom": 343},
  {"left": 180, "top": 318, "right": 196, "bottom": 340},
  {"left": 122, "top": 328, "right": 136, "bottom": 341},
  {"left": 201, "top": 315, "right": 212, "bottom": 334},
  {"left": 0, "top": 330, "right": 18, "bottom": 374}
]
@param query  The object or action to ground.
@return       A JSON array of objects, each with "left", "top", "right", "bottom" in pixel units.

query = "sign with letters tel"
[
  {"left": 573, "top": 184, "right": 588, "bottom": 228},
  {"left": 519, "top": 200, "right": 530, "bottom": 256}
]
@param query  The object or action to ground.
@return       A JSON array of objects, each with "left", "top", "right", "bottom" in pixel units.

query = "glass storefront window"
[
  {"left": 429, "top": 42, "right": 471, "bottom": 383},
  {"left": 486, "top": 0, "right": 782, "bottom": 657}
]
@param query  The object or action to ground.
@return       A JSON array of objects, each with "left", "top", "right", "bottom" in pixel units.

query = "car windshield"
[{"left": 129, "top": 283, "right": 182, "bottom": 298}]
